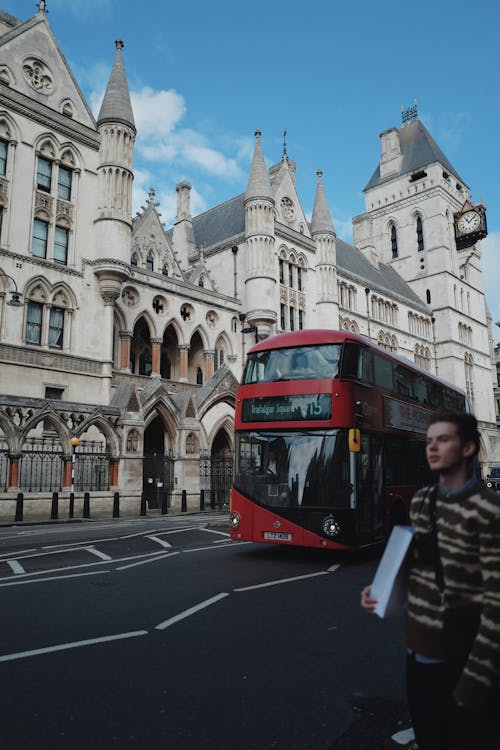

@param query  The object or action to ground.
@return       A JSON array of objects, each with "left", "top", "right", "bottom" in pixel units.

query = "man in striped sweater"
[{"left": 361, "top": 410, "right": 500, "bottom": 749}]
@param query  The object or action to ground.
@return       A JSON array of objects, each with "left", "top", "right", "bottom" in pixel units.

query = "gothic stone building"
[{"left": 0, "top": 6, "right": 498, "bottom": 519}]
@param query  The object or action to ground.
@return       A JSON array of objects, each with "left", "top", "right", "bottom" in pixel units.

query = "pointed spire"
[
  {"left": 311, "top": 171, "right": 335, "bottom": 235},
  {"left": 245, "top": 130, "right": 273, "bottom": 201},
  {"left": 97, "top": 40, "right": 135, "bottom": 132}
]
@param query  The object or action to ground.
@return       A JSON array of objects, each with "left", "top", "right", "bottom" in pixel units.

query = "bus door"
[{"left": 355, "top": 434, "right": 385, "bottom": 543}]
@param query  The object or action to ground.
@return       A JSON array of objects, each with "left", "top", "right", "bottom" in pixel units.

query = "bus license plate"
[{"left": 263, "top": 531, "right": 292, "bottom": 541}]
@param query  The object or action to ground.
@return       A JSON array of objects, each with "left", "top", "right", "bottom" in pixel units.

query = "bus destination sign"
[
  {"left": 384, "top": 396, "right": 432, "bottom": 434},
  {"left": 242, "top": 394, "right": 332, "bottom": 423}
]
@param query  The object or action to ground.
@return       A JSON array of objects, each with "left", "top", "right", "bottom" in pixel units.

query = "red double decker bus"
[{"left": 230, "top": 329, "right": 467, "bottom": 550}]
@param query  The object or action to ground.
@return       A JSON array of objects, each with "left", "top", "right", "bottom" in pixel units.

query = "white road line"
[
  {"left": 184, "top": 541, "right": 249, "bottom": 553},
  {"left": 0, "top": 548, "right": 36, "bottom": 558},
  {"left": 146, "top": 536, "right": 172, "bottom": 549},
  {"left": 199, "top": 528, "right": 230, "bottom": 537},
  {"left": 7, "top": 560, "right": 25, "bottom": 575},
  {"left": 327, "top": 564, "right": 341, "bottom": 573},
  {"left": 155, "top": 592, "right": 229, "bottom": 630},
  {"left": 84, "top": 546, "right": 112, "bottom": 561},
  {"left": 0, "top": 570, "right": 110, "bottom": 588},
  {"left": 234, "top": 570, "right": 330, "bottom": 592},
  {"left": 0, "top": 550, "right": 181, "bottom": 581},
  {"left": 0, "top": 630, "right": 148, "bottom": 663},
  {"left": 117, "top": 552, "right": 179, "bottom": 571}
]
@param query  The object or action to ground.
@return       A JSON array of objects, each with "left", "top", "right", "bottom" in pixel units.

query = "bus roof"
[{"left": 248, "top": 329, "right": 467, "bottom": 397}]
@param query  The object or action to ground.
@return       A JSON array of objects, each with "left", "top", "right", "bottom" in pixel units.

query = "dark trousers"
[{"left": 406, "top": 653, "right": 498, "bottom": 750}]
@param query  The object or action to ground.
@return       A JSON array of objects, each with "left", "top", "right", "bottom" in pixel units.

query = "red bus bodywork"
[{"left": 230, "top": 329, "right": 467, "bottom": 550}]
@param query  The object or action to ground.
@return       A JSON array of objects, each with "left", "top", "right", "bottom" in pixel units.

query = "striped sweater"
[{"left": 406, "top": 481, "right": 500, "bottom": 708}]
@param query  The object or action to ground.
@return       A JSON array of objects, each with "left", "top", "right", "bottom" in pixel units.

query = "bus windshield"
[
  {"left": 234, "top": 430, "right": 350, "bottom": 508},
  {"left": 243, "top": 344, "right": 342, "bottom": 383}
]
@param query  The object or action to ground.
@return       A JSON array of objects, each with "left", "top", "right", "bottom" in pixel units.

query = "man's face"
[{"left": 426, "top": 421, "right": 473, "bottom": 474}]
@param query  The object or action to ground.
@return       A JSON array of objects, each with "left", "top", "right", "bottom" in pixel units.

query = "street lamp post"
[
  {"left": 70, "top": 437, "right": 79, "bottom": 518},
  {"left": 0, "top": 271, "right": 23, "bottom": 308}
]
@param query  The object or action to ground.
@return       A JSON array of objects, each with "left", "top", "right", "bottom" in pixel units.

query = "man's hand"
[{"left": 361, "top": 585, "right": 378, "bottom": 614}]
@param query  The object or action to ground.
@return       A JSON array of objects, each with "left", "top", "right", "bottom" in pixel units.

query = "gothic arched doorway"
[
  {"left": 142, "top": 415, "right": 174, "bottom": 509},
  {"left": 200, "top": 429, "right": 233, "bottom": 509}
]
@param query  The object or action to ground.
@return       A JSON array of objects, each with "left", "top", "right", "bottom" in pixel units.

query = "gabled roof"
[
  {"left": 336, "top": 238, "right": 429, "bottom": 313},
  {"left": 188, "top": 193, "right": 246, "bottom": 251},
  {"left": 365, "top": 117, "right": 465, "bottom": 191}
]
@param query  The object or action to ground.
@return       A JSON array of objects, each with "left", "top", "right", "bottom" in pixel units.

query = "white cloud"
[{"left": 131, "top": 87, "right": 186, "bottom": 138}]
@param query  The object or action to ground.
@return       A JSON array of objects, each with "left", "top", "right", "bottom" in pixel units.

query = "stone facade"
[{"left": 0, "top": 6, "right": 498, "bottom": 520}]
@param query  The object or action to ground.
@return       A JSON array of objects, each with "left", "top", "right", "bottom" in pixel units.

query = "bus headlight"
[
  {"left": 230, "top": 512, "right": 241, "bottom": 529},
  {"left": 322, "top": 515, "right": 341, "bottom": 538}
]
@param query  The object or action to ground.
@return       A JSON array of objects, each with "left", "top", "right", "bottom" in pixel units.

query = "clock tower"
[{"left": 353, "top": 104, "right": 496, "bottom": 434}]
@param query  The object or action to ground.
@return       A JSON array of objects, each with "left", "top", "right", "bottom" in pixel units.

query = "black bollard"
[
  {"left": 200, "top": 489, "right": 205, "bottom": 512},
  {"left": 51, "top": 491, "right": 59, "bottom": 520},
  {"left": 15, "top": 492, "right": 23, "bottom": 522},
  {"left": 69, "top": 492, "right": 74, "bottom": 519},
  {"left": 112, "top": 491, "right": 119, "bottom": 518},
  {"left": 181, "top": 489, "right": 187, "bottom": 512},
  {"left": 140, "top": 492, "right": 147, "bottom": 516},
  {"left": 83, "top": 491, "right": 90, "bottom": 519},
  {"left": 161, "top": 491, "right": 168, "bottom": 515}
]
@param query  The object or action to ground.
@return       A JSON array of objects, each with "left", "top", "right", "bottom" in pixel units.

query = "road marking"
[
  {"left": 84, "top": 546, "right": 112, "bottom": 561},
  {"left": 117, "top": 552, "right": 179, "bottom": 570},
  {"left": 184, "top": 541, "right": 249, "bottom": 553},
  {"left": 0, "top": 630, "right": 148, "bottom": 663},
  {"left": 327, "top": 564, "right": 341, "bottom": 573},
  {"left": 0, "top": 548, "right": 36, "bottom": 558},
  {"left": 146, "top": 536, "right": 173, "bottom": 549},
  {"left": 199, "top": 528, "right": 230, "bottom": 538},
  {"left": 0, "top": 570, "right": 110, "bottom": 588},
  {"left": 234, "top": 570, "right": 330, "bottom": 592},
  {"left": 0, "top": 550, "right": 181, "bottom": 581},
  {"left": 155, "top": 592, "right": 229, "bottom": 630},
  {"left": 7, "top": 560, "right": 25, "bottom": 575}
]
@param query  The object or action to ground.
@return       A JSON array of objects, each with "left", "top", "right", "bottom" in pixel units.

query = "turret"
[
  {"left": 94, "top": 40, "right": 135, "bottom": 297},
  {"left": 172, "top": 180, "right": 196, "bottom": 268},
  {"left": 311, "top": 170, "right": 338, "bottom": 327},
  {"left": 243, "top": 131, "right": 277, "bottom": 339}
]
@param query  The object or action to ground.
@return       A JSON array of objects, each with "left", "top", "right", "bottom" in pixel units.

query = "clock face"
[{"left": 457, "top": 210, "right": 481, "bottom": 234}]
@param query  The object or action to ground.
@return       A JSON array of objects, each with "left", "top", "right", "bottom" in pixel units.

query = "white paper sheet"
[{"left": 371, "top": 525, "right": 415, "bottom": 618}]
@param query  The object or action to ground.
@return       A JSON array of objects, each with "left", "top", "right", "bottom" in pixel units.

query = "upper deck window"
[{"left": 243, "top": 344, "right": 341, "bottom": 384}]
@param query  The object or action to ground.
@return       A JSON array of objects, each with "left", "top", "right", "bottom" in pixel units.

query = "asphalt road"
[{"left": 0, "top": 515, "right": 412, "bottom": 749}]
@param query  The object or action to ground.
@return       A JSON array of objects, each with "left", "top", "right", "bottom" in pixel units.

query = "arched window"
[
  {"left": 416, "top": 216, "right": 424, "bottom": 252},
  {"left": 196, "top": 367, "right": 203, "bottom": 385},
  {"left": 146, "top": 253, "right": 154, "bottom": 272},
  {"left": 131, "top": 253, "right": 138, "bottom": 266},
  {"left": 426, "top": 289, "right": 431, "bottom": 304},
  {"left": 390, "top": 224, "right": 398, "bottom": 258}
]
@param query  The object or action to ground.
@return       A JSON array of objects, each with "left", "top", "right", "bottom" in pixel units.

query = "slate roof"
[
  {"left": 97, "top": 41, "right": 135, "bottom": 131},
  {"left": 365, "top": 117, "right": 465, "bottom": 191},
  {"left": 190, "top": 193, "right": 245, "bottom": 250},
  {"left": 336, "top": 238, "right": 429, "bottom": 312}
]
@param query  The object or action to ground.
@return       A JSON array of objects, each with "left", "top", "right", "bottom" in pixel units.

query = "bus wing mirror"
[{"left": 349, "top": 428, "right": 361, "bottom": 453}]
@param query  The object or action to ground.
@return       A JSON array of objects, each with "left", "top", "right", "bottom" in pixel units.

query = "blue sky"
[{"left": 6, "top": 0, "right": 500, "bottom": 338}]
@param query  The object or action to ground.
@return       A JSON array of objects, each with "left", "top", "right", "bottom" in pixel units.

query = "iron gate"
[
  {"left": 143, "top": 450, "right": 174, "bottom": 508},
  {"left": 74, "top": 441, "right": 110, "bottom": 492},
  {"left": 200, "top": 449, "right": 233, "bottom": 508},
  {"left": 19, "top": 437, "right": 63, "bottom": 492}
]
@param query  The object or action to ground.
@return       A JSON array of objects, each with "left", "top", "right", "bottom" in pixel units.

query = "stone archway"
[
  {"left": 207, "top": 429, "right": 233, "bottom": 508},
  {"left": 142, "top": 415, "right": 174, "bottom": 509}
]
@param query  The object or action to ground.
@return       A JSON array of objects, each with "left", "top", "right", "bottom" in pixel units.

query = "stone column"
[
  {"left": 204, "top": 350, "right": 215, "bottom": 381},
  {"left": 63, "top": 458, "right": 72, "bottom": 487},
  {"left": 120, "top": 331, "right": 132, "bottom": 371},
  {"left": 8, "top": 455, "right": 19, "bottom": 489},
  {"left": 179, "top": 345, "right": 190, "bottom": 382},
  {"left": 109, "top": 458, "right": 119, "bottom": 487},
  {"left": 151, "top": 338, "right": 162, "bottom": 377}
]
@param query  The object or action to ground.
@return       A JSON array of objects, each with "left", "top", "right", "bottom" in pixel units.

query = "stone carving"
[
  {"left": 23, "top": 58, "right": 54, "bottom": 94},
  {"left": 280, "top": 197, "right": 295, "bottom": 221},
  {"left": 206, "top": 310, "right": 218, "bottom": 328},
  {"left": 122, "top": 287, "right": 139, "bottom": 308},
  {"left": 126, "top": 429, "right": 140, "bottom": 453}
]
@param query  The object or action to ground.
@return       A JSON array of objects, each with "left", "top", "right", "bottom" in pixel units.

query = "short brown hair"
[{"left": 428, "top": 410, "right": 481, "bottom": 457}]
